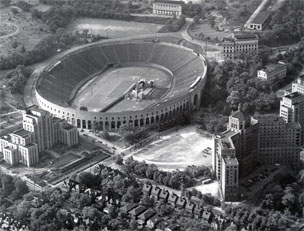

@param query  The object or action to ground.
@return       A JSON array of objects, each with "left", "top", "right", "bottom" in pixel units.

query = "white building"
[
  {"left": 292, "top": 75, "right": 304, "bottom": 95},
  {"left": 257, "top": 62, "right": 287, "bottom": 83},
  {"left": 153, "top": 0, "right": 183, "bottom": 16},
  {"left": 280, "top": 92, "right": 304, "bottom": 144}
]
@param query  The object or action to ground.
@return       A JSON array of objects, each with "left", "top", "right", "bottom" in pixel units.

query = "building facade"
[
  {"left": 257, "top": 62, "right": 287, "bottom": 83},
  {"left": 221, "top": 33, "right": 258, "bottom": 59},
  {"left": 254, "top": 115, "right": 301, "bottom": 167},
  {"left": 0, "top": 106, "right": 78, "bottom": 167},
  {"left": 213, "top": 107, "right": 301, "bottom": 201},
  {"left": 213, "top": 107, "right": 258, "bottom": 201},
  {"left": 153, "top": 0, "right": 183, "bottom": 16},
  {"left": 280, "top": 92, "right": 304, "bottom": 144},
  {"left": 292, "top": 75, "right": 304, "bottom": 94}
]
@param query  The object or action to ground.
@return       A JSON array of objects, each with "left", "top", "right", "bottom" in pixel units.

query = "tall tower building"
[{"left": 213, "top": 106, "right": 258, "bottom": 201}]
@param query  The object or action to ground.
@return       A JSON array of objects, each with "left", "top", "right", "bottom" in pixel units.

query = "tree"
[
  {"left": 1, "top": 0, "right": 11, "bottom": 6},
  {"left": 193, "top": 15, "right": 200, "bottom": 24},
  {"left": 115, "top": 155, "right": 123, "bottom": 165}
]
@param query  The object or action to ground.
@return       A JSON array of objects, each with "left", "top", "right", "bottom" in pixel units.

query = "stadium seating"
[{"left": 37, "top": 42, "right": 205, "bottom": 106}]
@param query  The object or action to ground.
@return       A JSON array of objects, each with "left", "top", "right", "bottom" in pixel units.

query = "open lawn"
[
  {"left": 132, "top": 126, "right": 213, "bottom": 171},
  {"left": 67, "top": 18, "right": 162, "bottom": 39},
  {"left": 189, "top": 23, "right": 229, "bottom": 41}
]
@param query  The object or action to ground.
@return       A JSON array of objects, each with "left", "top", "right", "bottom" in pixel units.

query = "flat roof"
[
  {"left": 63, "top": 125, "right": 75, "bottom": 131},
  {"left": 234, "top": 33, "right": 258, "bottom": 40},
  {"left": 251, "top": 11, "right": 271, "bottom": 25},
  {"left": 224, "top": 156, "right": 238, "bottom": 165},
  {"left": 284, "top": 92, "right": 302, "bottom": 99},
  {"left": 154, "top": 0, "right": 183, "bottom": 4},
  {"left": 12, "top": 129, "right": 32, "bottom": 138}
]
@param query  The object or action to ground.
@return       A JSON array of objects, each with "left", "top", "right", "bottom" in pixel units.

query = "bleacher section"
[{"left": 37, "top": 42, "right": 205, "bottom": 106}]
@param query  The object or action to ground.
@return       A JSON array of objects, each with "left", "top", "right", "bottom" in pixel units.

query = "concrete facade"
[
  {"left": 221, "top": 33, "right": 258, "bottom": 59},
  {"left": 153, "top": 0, "right": 183, "bottom": 16}
]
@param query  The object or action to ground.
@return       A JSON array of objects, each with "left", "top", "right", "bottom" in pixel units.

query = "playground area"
[{"left": 132, "top": 126, "right": 213, "bottom": 171}]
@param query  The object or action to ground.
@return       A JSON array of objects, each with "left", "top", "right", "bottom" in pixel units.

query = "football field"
[{"left": 72, "top": 65, "right": 172, "bottom": 112}]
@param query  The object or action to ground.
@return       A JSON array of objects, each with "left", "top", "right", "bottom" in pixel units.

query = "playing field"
[
  {"left": 132, "top": 126, "right": 213, "bottom": 171},
  {"left": 72, "top": 65, "right": 172, "bottom": 112}
]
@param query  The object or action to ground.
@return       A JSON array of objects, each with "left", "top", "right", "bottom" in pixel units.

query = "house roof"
[
  {"left": 190, "top": 196, "right": 201, "bottom": 205},
  {"left": 168, "top": 193, "right": 179, "bottom": 204},
  {"left": 121, "top": 203, "right": 138, "bottom": 213},
  {"left": 129, "top": 205, "right": 146, "bottom": 216},
  {"left": 138, "top": 209, "right": 156, "bottom": 221},
  {"left": 185, "top": 201, "right": 196, "bottom": 212},
  {"left": 159, "top": 189, "right": 169, "bottom": 199},
  {"left": 176, "top": 197, "right": 187, "bottom": 207},
  {"left": 148, "top": 215, "right": 163, "bottom": 225},
  {"left": 251, "top": 11, "right": 271, "bottom": 25},
  {"left": 151, "top": 186, "right": 162, "bottom": 196},
  {"left": 142, "top": 184, "right": 153, "bottom": 194}
]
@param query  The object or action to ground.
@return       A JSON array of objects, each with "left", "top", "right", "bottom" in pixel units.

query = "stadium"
[{"left": 35, "top": 36, "right": 207, "bottom": 131}]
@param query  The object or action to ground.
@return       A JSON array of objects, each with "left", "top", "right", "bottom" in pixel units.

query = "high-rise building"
[
  {"left": 253, "top": 115, "right": 301, "bottom": 167},
  {"left": 213, "top": 107, "right": 301, "bottom": 201},
  {"left": 213, "top": 106, "right": 258, "bottom": 201},
  {"left": 280, "top": 92, "right": 304, "bottom": 144},
  {"left": 0, "top": 106, "right": 78, "bottom": 167}
]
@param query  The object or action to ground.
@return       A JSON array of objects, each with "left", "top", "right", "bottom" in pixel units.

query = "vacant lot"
[
  {"left": 133, "top": 126, "right": 213, "bottom": 171},
  {"left": 67, "top": 18, "right": 162, "bottom": 38}
]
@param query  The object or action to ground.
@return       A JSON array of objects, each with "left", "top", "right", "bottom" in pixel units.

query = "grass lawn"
[
  {"left": 189, "top": 23, "right": 229, "bottom": 41},
  {"left": 67, "top": 18, "right": 162, "bottom": 38}
]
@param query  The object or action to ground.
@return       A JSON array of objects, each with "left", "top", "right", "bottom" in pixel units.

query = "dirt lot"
[
  {"left": 67, "top": 17, "right": 162, "bottom": 39},
  {"left": 0, "top": 6, "right": 50, "bottom": 57},
  {"left": 132, "top": 126, "right": 213, "bottom": 171}
]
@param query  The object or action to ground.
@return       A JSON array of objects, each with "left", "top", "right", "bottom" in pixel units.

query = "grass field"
[
  {"left": 189, "top": 23, "right": 229, "bottom": 41},
  {"left": 67, "top": 18, "right": 162, "bottom": 38},
  {"left": 51, "top": 152, "right": 81, "bottom": 168},
  {"left": 132, "top": 126, "right": 213, "bottom": 171},
  {"left": 72, "top": 65, "right": 172, "bottom": 112}
]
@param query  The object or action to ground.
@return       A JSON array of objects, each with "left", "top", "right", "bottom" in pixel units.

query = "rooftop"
[
  {"left": 154, "top": 0, "right": 183, "bottom": 5},
  {"left": 234, "top": 33, "right": 258, "bottom": 40},
  {"left": 253, "top": 115, "right": 284, "bottom": 123},
  {"left": 224, "top": 156, "right": 238, "bottom": 166},
  {"left": 12, "top": 129, "right": 32, "bottom": 138},
  {"left": 219, "top": 130, "right": 237, "bottom": 149},
  {"left": 260, "top": 62, "right": 286, "bottom": 73},
  {"left": 284, "top": 92, "right": 302, "bottom": 99},
  {"left": 251, "top": 11, "right": 271, "bottom": 25},
  {"left": 63, "top": 125, "right": 75, "bottom": 131}
]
